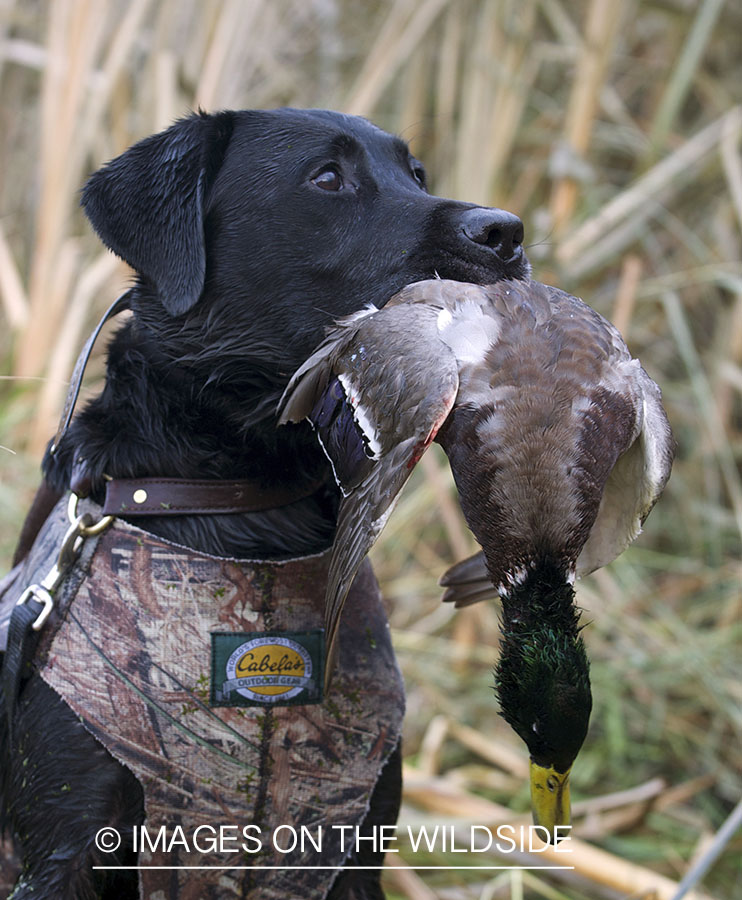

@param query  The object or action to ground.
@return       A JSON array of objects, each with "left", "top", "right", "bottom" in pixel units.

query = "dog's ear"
[{"left": 81, "top": 110, "right": 234, "bottom": 316}]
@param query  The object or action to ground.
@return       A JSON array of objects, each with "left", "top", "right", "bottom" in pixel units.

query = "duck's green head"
[{"left": 494, "top": 563, "right": 592, "bottom": 843}]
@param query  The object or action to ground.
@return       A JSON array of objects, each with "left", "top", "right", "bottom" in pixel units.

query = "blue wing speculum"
[{"left": 308, "top": 377, "right": 377, "bottom": 496}]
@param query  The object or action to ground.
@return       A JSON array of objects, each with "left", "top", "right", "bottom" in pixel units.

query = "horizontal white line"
[{"left": 93, "top": 865, "right": 574, "bottom": 871}]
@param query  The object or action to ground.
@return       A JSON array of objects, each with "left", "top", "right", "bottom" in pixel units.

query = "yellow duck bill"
[{"left": 530, "top": 762, "right": 571, "bottom": 844}]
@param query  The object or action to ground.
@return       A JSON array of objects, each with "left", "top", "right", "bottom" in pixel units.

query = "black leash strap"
[
  {"left": 2, "top": 498, "right": 113, "bottom": 737},
  {"left": 2, "top": 596, "right": 45, "bottom": 738},
  {"left": 49, "top": 290, "right": 132, "bottom": 456}
]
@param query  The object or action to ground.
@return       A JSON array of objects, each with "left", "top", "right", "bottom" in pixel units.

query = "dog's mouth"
[{"left": 419, "top": 246, "right": 531, "bottom": 287}]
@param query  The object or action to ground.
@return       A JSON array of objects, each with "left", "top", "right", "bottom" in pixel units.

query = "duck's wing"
[
  {"left": 576, "top": 361, "right": 674, "bottom": 575},
  {"left": 279, "top": 299, "right": 460, "bottom": 688},
  {"left": 322, "top": 428, "right": 441, "bottom": 683},
  {"left": 279, "top": 305, "right": 378, "bottom": 437}
]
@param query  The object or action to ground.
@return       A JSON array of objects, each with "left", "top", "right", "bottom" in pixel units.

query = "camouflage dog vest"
[{"left": 5, "top": 497, "right": 405, "bottom": 899}]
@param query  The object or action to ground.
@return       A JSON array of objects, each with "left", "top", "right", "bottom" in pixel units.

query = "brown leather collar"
[{"left": 102, "top": 476, "right": 327, "bottom": 517}]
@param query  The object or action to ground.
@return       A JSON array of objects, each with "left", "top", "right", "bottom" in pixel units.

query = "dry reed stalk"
[
  {"left": 383, "top": 856, "right": 440, "bottom": 900},
  {"left": 538, "top": 0, "right": 578, "bottom": 47},
  {"left": 445, "top": 764, "right": 517, "bottom": 795},
  {"left": 418, "top": 714, "right": 449, "bottom": 776},
  {"left": 566, "top": 203, "right": 729, "bottom": 286},
  {"left": 669, "top": 798, "right": 742, "bottom": 900},
  {"left": 195, "top": 0, "right": 263, "bottom": 111},
  {"left": 712, "top": 289, "right": 742, "bottom": 438},
  {"left": 449, "top": 722, "right": 529, "bottom": 779},
  {"left": 610, "top": 253, "right": 642, "bottom": 336},
  {"left": 149, "top": 0, "right": 182, "bottom": 108},
  {"left": 154, "top": 49, "right": 178, "bottom": 132},
  {"left": 572, "top": 777, "right": 665, "bottom": 818},
  {"left": 549, "top": 0, "right": 623, "bottom": 238},
  {"left": 401, "top": 767, "right": 715, "bottom": 900},
  {"left": 9, "top": 0, "right": 150, "bottom": 446},
  {"left": 450, "top": 604, "right": 488, "bottom": 666},
  {"left": 578, "top": 804, "right": 654, "bottom": 842},
  {"left": 75, "top": 0, "right": 153, "bottom": 153},
  {"left": 685, "top": 830, "right": 717, "bottom": 879},
  {"left": 398, "top": 39, "right": 431, "bottom": 155},
  {"left": 0, "top": 0, "right": 16, "bottom": 62},
  {"left": 662, "top": 289, "right": 742, "bottom": 542},
  {"left": 575, "top": 778, "right": 670, "bottom": 842},
  {"left": 482, "top": 0, "right": 538, "bottom": 203},
  {"left": 108, "top": 74, "right": 132, "bottom": 152},
  {"left": 646, "top": 0, "right": 726, "bottom": 158},
  {"left": 652, "top": 775, "right": 717, "bottom": 813},
  {"left": 420, "top": 451, "right": 472, "bottom": 560},
  {"left": 170, "top": 0, "right": 214, "bottom": 95},
  {"left": 503, "top": 147, "right": 547, "bottom": 220},
  {"left": 22, "top": 245, "right": 74, "bottom": 451},
  {"left": 431, "top": 3, "right": 463, "bottom": 196},
  {"left": 634, "top": 264, "right": 742, "bottom": 301},
  {"left": 720, "top": 110, "right": 742, "bottom": 233},
  {"left": 402, "top": 765, "right": 516, "bottom": 823},
  {"left": 452, "top": 0, "right": 499, "bottom": 203},
  {"left": 0, "top": 219, "right": 28, "bottom": 329},
  {"left": 195, "top": 0, "right": 249, "bottom": 110},
  {"left": 345, "top": 0, "right": 449, "bottom": 118},
  {"left": 540, "top": 0, "right": 643, "bottom": 133},
  {"left": 17, "top": 0, "right": 107, "bottom": 378},
  {"left": 28, "top": 253, "right": 124, "bottom": 453},
  {"left": 556, "top": 106, "right": 742, "bottom": 270}
]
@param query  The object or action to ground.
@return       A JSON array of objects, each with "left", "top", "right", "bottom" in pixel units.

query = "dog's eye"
[
  {"left": 411, "top": 165, "right": 427, "bottom": 189},
  {"left": 312, "top": 167, "right": 343, "bottom": 191}
]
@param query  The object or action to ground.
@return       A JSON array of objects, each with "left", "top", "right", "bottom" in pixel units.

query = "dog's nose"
[{"left": 461, "top": 208, "right": 524, "bottom": 261}]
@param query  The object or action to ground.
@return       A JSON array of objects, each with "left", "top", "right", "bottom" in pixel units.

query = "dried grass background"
[{"left": 1, "top": 1, "right": 741, "bottom": 898}]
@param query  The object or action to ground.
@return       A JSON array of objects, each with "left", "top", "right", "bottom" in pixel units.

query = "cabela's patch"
[{"left": 211, "top": 630, "right": 324, "bottom": 706}]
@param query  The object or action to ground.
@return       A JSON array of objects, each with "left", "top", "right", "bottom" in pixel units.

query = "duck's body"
[
  {"left": 435, "top": 279, "right": 672, "bottom": 595},
  {"left": 279, "top": 278, "right": 673, "bottom": 839}
]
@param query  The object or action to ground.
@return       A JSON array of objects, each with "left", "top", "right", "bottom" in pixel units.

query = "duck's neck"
[
  {"left": 494, "top": 559, "right": 591, "bottom": 771},
  {"left": 499, "top": 559, "right": 578, "bottom": 633}
]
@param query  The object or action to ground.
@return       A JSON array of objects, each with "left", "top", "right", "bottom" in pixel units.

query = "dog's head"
[
  {"left": 43, "top": 109, "right": 533, "bottom": 553},
  {"left": 83, "top": 109, "right": 529, "bottom": 394}
]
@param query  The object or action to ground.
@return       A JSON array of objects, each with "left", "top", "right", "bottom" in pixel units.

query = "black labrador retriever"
[{"left": 0, "top": 108, "right": 528, "bottom": 899}]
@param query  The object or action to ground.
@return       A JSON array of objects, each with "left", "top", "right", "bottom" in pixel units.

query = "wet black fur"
[{"left": 1, "top": 107, "right": 528, "bottom": 898}]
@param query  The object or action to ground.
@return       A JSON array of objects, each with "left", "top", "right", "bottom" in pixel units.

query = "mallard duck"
[{"left": 278, "top": 278, "right": 673, "bottom": 841}]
